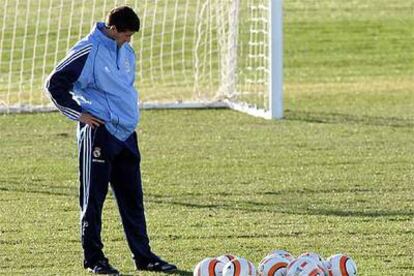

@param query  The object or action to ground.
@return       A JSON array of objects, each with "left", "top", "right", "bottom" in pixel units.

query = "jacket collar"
[{"left": 90, "top": 22, "right": 119, "bottom": 51}]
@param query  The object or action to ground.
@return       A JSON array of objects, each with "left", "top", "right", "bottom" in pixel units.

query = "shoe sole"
[
  {"left": 137, "top": 268, "right": 178, "bottom": 273},
  {"left": 87, "top": 268, "right": 120, "bottom": 275}
]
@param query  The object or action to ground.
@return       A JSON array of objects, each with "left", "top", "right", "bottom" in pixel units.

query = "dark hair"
[{"left": 106, "top": 6, "right": 140, "bottom": 32}]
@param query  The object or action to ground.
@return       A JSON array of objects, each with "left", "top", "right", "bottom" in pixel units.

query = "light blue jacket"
[{"left": 45, "top": 22, "right": 139, "bottom": 141}]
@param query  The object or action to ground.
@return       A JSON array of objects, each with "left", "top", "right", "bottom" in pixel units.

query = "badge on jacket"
[{"left": 93, "top": 147, "right": 102, "bottom": 158}]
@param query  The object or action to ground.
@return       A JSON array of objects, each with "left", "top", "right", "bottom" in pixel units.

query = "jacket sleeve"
[{"left": 44, "top": 44, "right": 92, "bottom": 121}]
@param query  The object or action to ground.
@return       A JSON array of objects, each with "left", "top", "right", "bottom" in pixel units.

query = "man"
[{"left": 45, "top": 6, "right": 177, "bottom": 275}]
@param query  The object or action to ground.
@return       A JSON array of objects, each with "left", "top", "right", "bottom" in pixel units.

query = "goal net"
[{"left": 0, "top": 0, "right": 282, "bottom": 119}]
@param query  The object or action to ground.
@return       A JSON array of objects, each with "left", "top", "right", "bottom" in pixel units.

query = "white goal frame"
[
  {"left": 227, "top": 0, "right": 283, "bottom": 119},
  {"left": 141, "top": 0, "right": 283, "bottom": 120}
]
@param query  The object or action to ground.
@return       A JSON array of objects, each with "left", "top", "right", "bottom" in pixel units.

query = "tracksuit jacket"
[{"left": 45, "top": 22, "right": 139, "bottom": 142}]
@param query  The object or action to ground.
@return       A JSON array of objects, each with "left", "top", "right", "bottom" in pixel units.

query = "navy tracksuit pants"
[{"left": 77, "top": 123, "right": 155, "bottom": 267}]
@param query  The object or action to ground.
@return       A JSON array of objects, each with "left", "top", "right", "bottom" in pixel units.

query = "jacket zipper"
[{"left": 116, "top": 47, "right": 120, "bottom": 70}]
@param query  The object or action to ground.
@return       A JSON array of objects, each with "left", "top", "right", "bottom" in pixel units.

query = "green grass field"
[
  {"left": 1, "top": 101, "right": 414, "bottom": 275},
  {"left": 1, "top": 0, "right": 414, "bottom": 275}
]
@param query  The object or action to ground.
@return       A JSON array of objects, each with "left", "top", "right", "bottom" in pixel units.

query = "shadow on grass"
[
  {"left": 0, "top": 186, "right": 76, "bottom": 197},
  {"left": 146, "top": 195, "right": 414, "bottom": 218},
  {"left": 2, "top": 182, "right": 412, "bottom": 219},
  {"left": 285, "top": 110, "right": 414, "bottom": 128},
  {"left": 119, "top": 270, "right": 192, "bottom": 276}
]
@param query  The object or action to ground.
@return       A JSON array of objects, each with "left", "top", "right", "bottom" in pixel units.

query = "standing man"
[{"left": 45, "top": 6, "right": 177, "bottom": 275}]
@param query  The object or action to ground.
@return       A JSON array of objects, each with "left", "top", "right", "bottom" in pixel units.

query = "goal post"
[
  {"left": 224, "top": 0, "right": 283, "bottom": 120},
  {"left": 270, "top": 0, "right": 284, "bottom": 119},
  {"left": 0, "top": 0, "right": 283, "bottom": 119}
]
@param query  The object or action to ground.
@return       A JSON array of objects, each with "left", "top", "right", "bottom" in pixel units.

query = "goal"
[{"left": 0, "top": 0, "right": 283, "bottom": 119}]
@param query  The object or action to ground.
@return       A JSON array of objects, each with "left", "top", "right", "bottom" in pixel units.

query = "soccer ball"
[
  {"left": 286, "top": 256, "right": 325, "bottom": 276},
  {"left": 327, "top": 254, "right": 357, "bottom": 276},
  {"left": 217, "top": 254, "right": 237, "bottom": 265},
  {"left": 194, "top": 257, "right": 224, "bottom": 276},
  {"left": 222, "top": 257, "right": 257, "bottom": 276},
  {"left": 297, "top": 252, "right": 329, "bottom": 275},
  {"left": 297, "top": 252, "right": 324, "bottom": 263},
  {"left": 267, "top": 250, "right": 295, "bottom": 262},
  {"left": 258, "top": 254, "right": 290, "bottom": 276}
]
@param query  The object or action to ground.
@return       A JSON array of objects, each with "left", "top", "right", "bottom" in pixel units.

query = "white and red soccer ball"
[
  {"left": 194, "top": 257, "right": 224, "bottom": 276},
  {"left": 222, "top": 257, "right": 257, "bottom": 276},
  {"left": 217, "top": 254, "right": 237, "bottom": 266},
  {"left": 286, "top": 256, "right": 326, "bottom": 276},
  {"left": 297, "top": 252, "right": 329, "bottom": 275},
  {"left": 326, "top": 254, "right": 357, "bottom": 276},
  {"left": 258, "top": 254, "right": 290, "bottom": 276},
  {"left": 267, "top": 249, "right": 295, "bottom": 262}
]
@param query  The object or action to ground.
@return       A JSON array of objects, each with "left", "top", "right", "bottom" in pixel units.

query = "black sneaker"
[
  {"left": 136, "top": 259, "right": 177, "bottom": 273},
  {"left": 86, "top": 259, "right": 120, "bottom": 275}
]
